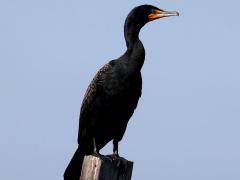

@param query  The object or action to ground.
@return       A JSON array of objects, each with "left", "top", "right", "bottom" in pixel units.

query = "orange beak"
[{"left": 148, "top": 9, "right": 179, "bottom": 21}]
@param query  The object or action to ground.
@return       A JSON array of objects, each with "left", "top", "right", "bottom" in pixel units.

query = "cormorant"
[{"left": 64, "top": 4, "right": 178, "bottom": 180}]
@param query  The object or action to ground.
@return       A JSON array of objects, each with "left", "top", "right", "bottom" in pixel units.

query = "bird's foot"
[
  {"left": 92, "top": 151, "right": 104, "bottom": 160},
  {"left": 105, "top": 153, "right": 119, "bottom": 162},
  {"left": 105, "top": 154, "right": 128, "bottom": 174}
]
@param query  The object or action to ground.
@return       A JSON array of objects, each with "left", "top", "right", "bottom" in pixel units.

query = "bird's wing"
[
  {"left": 78, "top": 63, "right": 112, "bottom": 139},
  {"left": 80, "top": 63, "right": 111, "bottom": 115}
]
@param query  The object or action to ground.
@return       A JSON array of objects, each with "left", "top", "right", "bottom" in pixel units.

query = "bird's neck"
[
  {"left": 124, "top": 23, "right": 141, "bottom": 49},
  {"left": 124, "top": 26, "right": 145, "bottom": 72}
]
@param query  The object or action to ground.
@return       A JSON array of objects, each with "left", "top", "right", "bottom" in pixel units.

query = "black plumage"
[{"left": 64, "top": 5, "right": 178, "bottom": 180}]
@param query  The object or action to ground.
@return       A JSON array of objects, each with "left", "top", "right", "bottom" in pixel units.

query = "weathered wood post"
[{"left": 80, "top": 155, "right": 133, "bottom": 180}]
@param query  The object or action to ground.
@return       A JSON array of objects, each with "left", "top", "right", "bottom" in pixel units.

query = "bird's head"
[
  {"left": 125, "top": 5, "right": 179, "bottom": 31},
  {"left": 124, "top": 5, "right": 179, "bottom": 48}
]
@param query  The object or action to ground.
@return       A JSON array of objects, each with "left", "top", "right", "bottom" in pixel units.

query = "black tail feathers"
[{"left": 64, "top": 146, "right": 85, "bottom": 180}]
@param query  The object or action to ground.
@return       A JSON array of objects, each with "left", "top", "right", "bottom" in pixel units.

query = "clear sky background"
[{"left": 1, "top": 0, "right": 240, "bottom": 179}]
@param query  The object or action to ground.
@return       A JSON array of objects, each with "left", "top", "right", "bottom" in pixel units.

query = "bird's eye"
[{"left": 150, "top": 9, "right": 156, "bottom": 14}]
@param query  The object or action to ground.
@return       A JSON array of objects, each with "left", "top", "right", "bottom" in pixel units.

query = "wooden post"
[{"left": 80, "top": 155, "right": 133, "bottom": 180}]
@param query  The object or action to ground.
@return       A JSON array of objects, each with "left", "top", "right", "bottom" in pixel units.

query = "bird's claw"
[
  {"left": 105, "top": 153, "right": 119, "bottom": 162},
  {"left": 105, "top": 155, "right": 128, "bottom": 174},
  {"left": 92, "top": 151, "right": 105, "bottom": 160}
]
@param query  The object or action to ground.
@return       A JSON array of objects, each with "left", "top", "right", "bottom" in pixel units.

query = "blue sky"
[{"left": 0, "top": 0, "right": 240, "bottom": 179}]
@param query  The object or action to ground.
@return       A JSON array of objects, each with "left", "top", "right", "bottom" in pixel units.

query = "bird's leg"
[
  {"left": 106, "top": 140, "right": 119, "bottom": 161},
  {"left": 113, "top": 140, "right": 129, "bottom": 173},
  {"left": 113, "top": 140, "right": 119, "bottom": 157},
  {"left": 92, "top": 137, "right": 101, "bottom": 157},
  {"left": 107, "top": 140, "right": 128, "bottom": 173}
]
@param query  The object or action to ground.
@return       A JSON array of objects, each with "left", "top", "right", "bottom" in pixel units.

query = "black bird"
[{"left": 64, "top": 4, "right": 178, "bottom": 180}]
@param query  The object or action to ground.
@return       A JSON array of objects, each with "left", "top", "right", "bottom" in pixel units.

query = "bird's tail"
[{"left": 64, "top": 146, "right": 85, "bottom": 180}]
